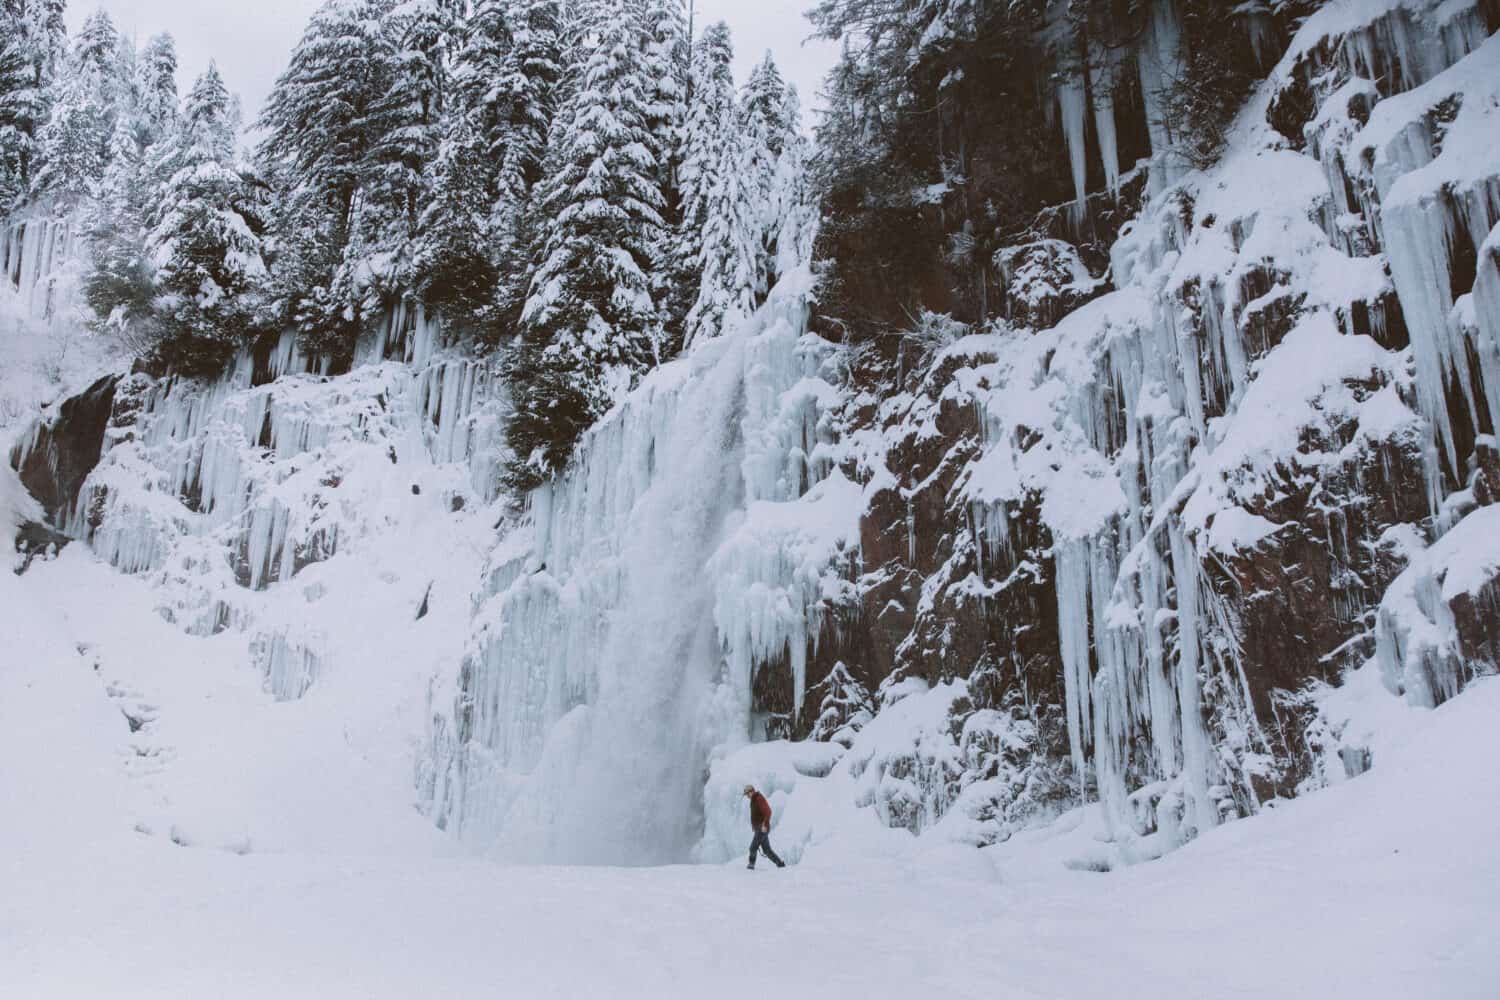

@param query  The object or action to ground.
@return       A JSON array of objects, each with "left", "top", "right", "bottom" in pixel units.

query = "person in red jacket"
[{"left": 743, "top": 784, "right": 785, "bottom": 869}]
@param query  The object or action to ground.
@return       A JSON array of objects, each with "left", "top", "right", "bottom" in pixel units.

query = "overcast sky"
[{"left": 69, "top": 1, "right": 838, "bottom": 133}]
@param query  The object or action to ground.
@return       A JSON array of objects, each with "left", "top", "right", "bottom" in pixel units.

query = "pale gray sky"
[{"left": 69, "top": 1, "right": 838, "bottom": 132}]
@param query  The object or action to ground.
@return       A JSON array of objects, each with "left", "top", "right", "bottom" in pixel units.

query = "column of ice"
[{"left": 426, "top": 273, "right": 845, "bottom": 862}]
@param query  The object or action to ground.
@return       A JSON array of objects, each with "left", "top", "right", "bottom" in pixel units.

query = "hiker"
[{"left": 743, "top": 784, "right": 785, "bottom": 869}]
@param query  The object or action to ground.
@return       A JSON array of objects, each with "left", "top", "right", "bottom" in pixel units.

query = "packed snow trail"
[{"left": 3, "top": 548, "right": 1497, "bottom": 999}]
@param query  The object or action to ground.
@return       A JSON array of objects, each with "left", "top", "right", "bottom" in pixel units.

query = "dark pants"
[{"left": 748, "top": 829, "right": 783, "bottom": 868}]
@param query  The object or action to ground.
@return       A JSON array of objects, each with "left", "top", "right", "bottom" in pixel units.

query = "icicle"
[
  {"left": 1137, "top": 0, "right": 1185, "bottom": 193},
  {"left": 1090, "top": 42, "right": 1122, "bottom": 195},
  {"left": 1057, "top": 70, "right": 1089, "bottom": 219}
]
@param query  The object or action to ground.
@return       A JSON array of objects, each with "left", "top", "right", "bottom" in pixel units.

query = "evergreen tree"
[
  {"left": 490, "top": 0, "right": 564, "bottom": 333},
  {"left": 683, "top": 104, "right": 762, "bottom": 349},
  {"left": 0, "top": 0, "right": 65, "bottom": 204},
  {"left": 72, "top": 9, "right": 119, "bottom": 77},
  {"left": 136, "top": 33, "right": 179, "bottom": 145},
  {"left": 494, "top": 0, "right": 563, "bottom": 206},
  {"left": 506, "top": 0, "right": 665, "bottom": 489},
  {"left": 768, "top": 86, "right": 816, "bottom": 279},
  {"left": 740, "top": 52, "right": 788, "bottom": 155},
  {"left": 664, "top": 19, "right": 734, "bottom": 352},
  {"left": 638, "top": 0, "right": 688, "bottom": 349},
  {"left": 411, "top": 106, "right": 497, "bottom": 329},
  {"left": 451, "top": 0, "right": 512, "bottom": 181},
  {"left": 809, "top": 662, "right": 874, "bottom": 744},
  {"left": 30, "top": 66, "right": 109, "bottom": 201},
  {"left": 0, "top": 19, "right": 39, "bottom": 206},
  {"left": 257, "top": 0, "right": 389, "bottom": 358},
  {"left": 678, "top": 21, "right": 734, "bottom": 235},
  {"left": 146, "top": 65, "right": 269, "bottom": 374},
  {"left": 357, "top": 0, "right": 458, "bottom": 292},
  {"left": 31, "top": 10, "right": 123, "bottom": 202},
  {"left": 82, "top": 111, "right": 155, "bottom": 338}
]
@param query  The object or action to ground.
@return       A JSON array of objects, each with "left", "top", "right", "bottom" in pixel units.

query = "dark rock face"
[
  {"left": 12, "top": 519, "right": 71, "bottom": 571},
  {"left": 9, "top": 374, "right": 121, "bottom": 528},
  {"left": 1205, "top": 428, "right": 1433, "bottom": 716}
]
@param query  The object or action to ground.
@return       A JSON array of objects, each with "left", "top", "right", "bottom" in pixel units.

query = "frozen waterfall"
[{"left": 421, "top": 268, "right": 855, "bottom": 865}]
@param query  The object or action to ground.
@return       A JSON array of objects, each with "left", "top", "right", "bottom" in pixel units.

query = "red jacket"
[{"left": 749, "top": 791, "right": 772, "bottom": 831}]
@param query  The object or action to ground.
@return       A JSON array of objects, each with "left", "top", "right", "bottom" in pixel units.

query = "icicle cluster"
[
  {"left": 13, "top": 335, "right": 509, "bottom": 698},
  {"left": 959, "top": 0, "right": 1499, "bottom": 853}
]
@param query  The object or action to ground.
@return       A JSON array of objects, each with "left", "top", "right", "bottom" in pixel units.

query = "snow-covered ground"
[{"left": 3, "top": 544, "right": 1496, "bottom": 999}]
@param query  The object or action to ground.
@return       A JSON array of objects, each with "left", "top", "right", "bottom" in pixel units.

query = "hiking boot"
[{"left": 746, "top": 863, "right": 755, "bottom": 870}]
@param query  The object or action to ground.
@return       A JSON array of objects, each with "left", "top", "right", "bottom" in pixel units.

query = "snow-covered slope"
[{"left": 3, "top": 561, "right": 1496, "bottom": 997}]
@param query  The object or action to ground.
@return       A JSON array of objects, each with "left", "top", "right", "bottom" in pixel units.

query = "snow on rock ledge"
[{"left": 1377, "top": 503, "right": 1500, "bottom": 705}]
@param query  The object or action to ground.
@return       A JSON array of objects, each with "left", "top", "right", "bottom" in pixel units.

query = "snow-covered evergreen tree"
[
  {"left": 638, "top": 0, "right": 689, "bottom": 349},
  {"left": 506, "top": 0, "right": 665, "bottom": 489},
  {"left": 257, "top": 0, "right": 390, "bottom": 358},
  {"left": 30, "top": 10, "right": 123, "bottom": 203},
  {"left": 0, "top": 0, "right": 67, "bottom": 205},
  {"left": 81, "top": 112, "right": 155, "bottom": 338},
  {"left": 768, "top": 86, "right": 816, "bottom": 279},
  {"left": 136, "top": 33, "right": 179, "bottom": 145},
  {"left": 741, "top": 51, "right": 788, "bottom": 155},
  {"left": 451, "top": 0, "right": 511, "bottom": 177},
  {"left": 809, "top": 662, "right": 874, "bottom": 745},
  {"left": 411, "top": 105, "right": 497, "bottom": 330},
  {"left": 490, "top": 0, "right": 564, "bottom": 331},
  {"left": 493, "top": 0, "right": 563, "bottom": 207},
  {"left": 357, "top": 0, "right": 459, "bottom": 290},
  {"left": 678, "top": 21, "right": 734, "bottom": 237},
  {"left": 146, "top": 64, "right": 268, "bottom": 374},
  {"left": 664, "top": 19, "right": 734, "bottom": 351},
  {"left": 683, "top": 103, "right": 763, "bottom": 349}
]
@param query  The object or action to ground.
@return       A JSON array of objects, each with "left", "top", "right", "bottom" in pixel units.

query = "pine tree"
[
  {"left": 638, "top": 0, "right": 689, "bottom": 350},
  {"left": 72, "top": 9, "right": 120, "bottom": 77},
  {"left": 257, "top": 0, "right": 389, "bottom": 359},
  {"left": 146, "top": 65, "right": 269, "bottom": 375},
  {"left": 411, "top": 106, "right": 497, "bottom": 330},
  {"left": 506, "top": 0, "right": 665, "bottom": 489},
  {"left": 741, "top": 52, "right": 788, "bottom": 155},
  {"left": 30, "top": 68, "right": 109, "bottom": 201},
  {"left": 490, "top": 0, "right": 564, "bottom": 333},
  {"left": 0, "top": 0, "right": 72, "bottom": 200},
  {"left": 768, "top": 86, "right": 816, "bottom": 280},
  {"left": 678, "top": 22, "right": 734, "bottom": 236},
  {"left": 683, "top": 104, "right": 763, "bottom": 349},
  {"left": 452, "top": 0, "right": 512, "bottom": 181},
  {"left": 494, "top": 0, "right": 563, "bottom": 207},
  {"left": 809, "top": 662, "right": 874, "bottom": 745},
  {"left": 737, "top": 52, "right": 787, "bottom": 289},
  {"left": 31, "top": 11, "right": 124, "bottom": 202},
  {"left": 0, "top": 17, "right": 39, "bottom": 206},
  {"left": 358, "top": 0, "right": 458, "bottom": 293},
  {"left": 82, "top": 112, "right": 155, "bottom": 338},
  {"left": 136, "top": 33, "right": 179, "bottom": 145},
  {"left": 664, "top": 19, "right": 734, "bottom": 352}
]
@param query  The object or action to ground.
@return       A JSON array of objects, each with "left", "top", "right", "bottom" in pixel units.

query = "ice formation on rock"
[
  {"left": 420, "top": 269, "right": 861, "bottom": 864},
  {"left": 964, "top": 0, "right": 1500, "bottom": 848},
  {"left": 11, "top": 318, "right": 508, "bottom": 701}
]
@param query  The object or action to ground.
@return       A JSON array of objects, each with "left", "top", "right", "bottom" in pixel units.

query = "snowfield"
[{"left": 3, "top": 546, "right": 1496, "bottom": 999}]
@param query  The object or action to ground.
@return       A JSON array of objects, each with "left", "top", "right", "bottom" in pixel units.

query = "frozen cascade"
[
  {"left": 0, "top": 206, "right": 82, "bottom": 325},
  {"left": 15, "top": 339, "right": 509, "bottom": 696},
  {"left": 421, "top": 270, "right": 858, "bottom": 864}
]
